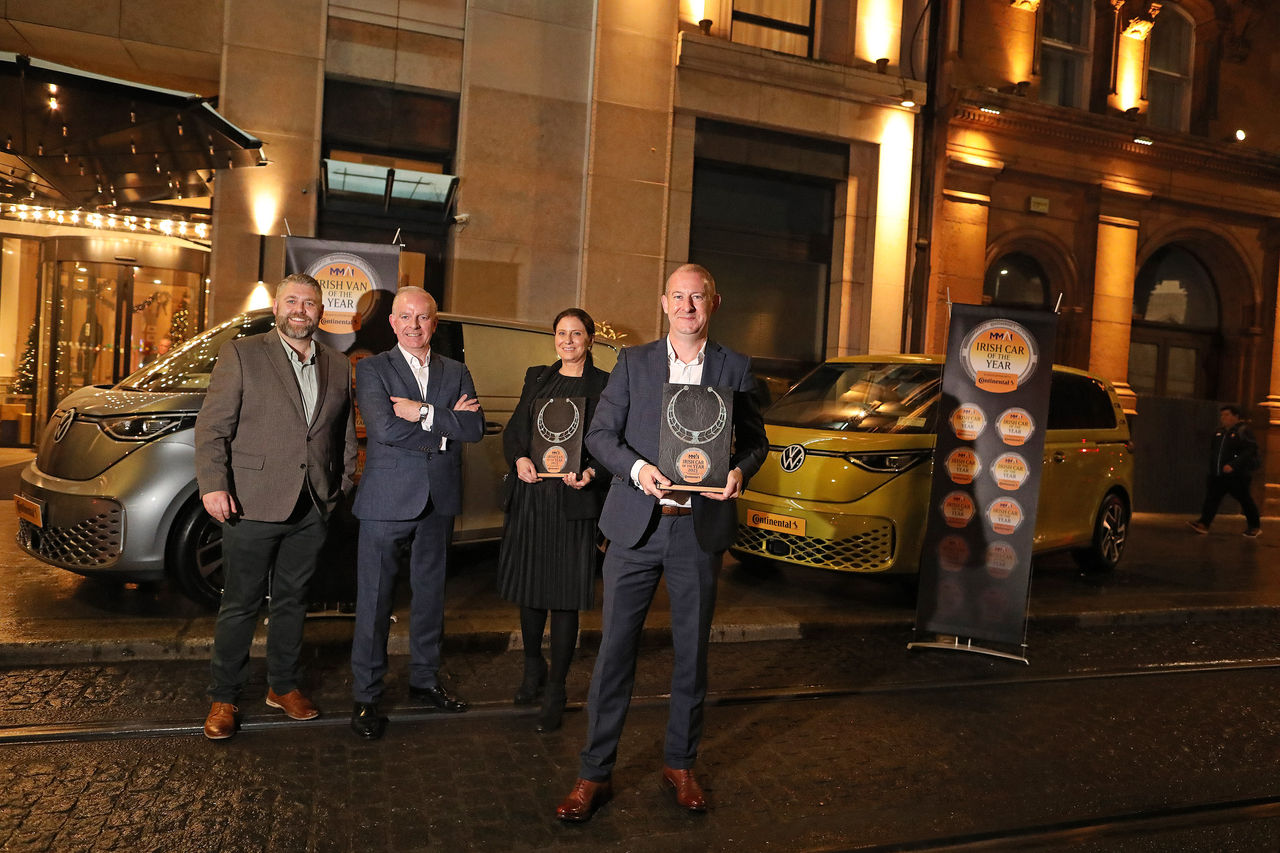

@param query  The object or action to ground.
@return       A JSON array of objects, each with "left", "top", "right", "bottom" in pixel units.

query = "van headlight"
[
  {"left": 842, "top": 450, "right": 931, "bottom": 473},
  {"left": 101, "top": 415, "right": 194, "bottom": 441}
]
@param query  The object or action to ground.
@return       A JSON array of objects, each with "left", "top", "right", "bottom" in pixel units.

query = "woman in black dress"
[{"left": 497, "top": 308, "right": 610, "bottom": 732}]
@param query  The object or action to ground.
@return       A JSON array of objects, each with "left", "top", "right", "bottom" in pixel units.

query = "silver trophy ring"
[
  {"left": 666, "top": 386, "right": 727, "bottom": 445},
  {"left": 536, "top": 398, "right": 580, "bottom": 443}
]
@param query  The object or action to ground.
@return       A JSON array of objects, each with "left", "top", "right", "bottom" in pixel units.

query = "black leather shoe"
[
  {"left": 409, "top": 684, "right": 468, "bottom": 713},
  {"left": 351, "top": 702, "right": 386, "bottom": 740}
]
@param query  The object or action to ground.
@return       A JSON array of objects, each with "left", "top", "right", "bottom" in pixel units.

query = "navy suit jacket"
[
  {"left": 586, "top": 338, "right": 768, "bottom": 553},
  {"left": 352, "top": 347, "right": 484, "bottom": 520}
]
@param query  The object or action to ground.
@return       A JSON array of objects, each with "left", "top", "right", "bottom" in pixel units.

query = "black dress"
[{"left": 497, "top": 367, "right": 608, "bottom": 611}]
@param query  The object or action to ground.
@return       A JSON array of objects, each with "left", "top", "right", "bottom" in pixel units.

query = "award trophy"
[
  {"left": 529, "top": 396, "right": 586, "bottom": 477},
  {"left": 658, "top": 383, "right": 734, "bottom": 491}
]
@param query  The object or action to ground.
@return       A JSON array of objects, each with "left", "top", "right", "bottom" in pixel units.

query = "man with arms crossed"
[
  {"left": 556, "top": 264, "right": 768, "bottom": 820},
  {"left": 350, "top": 286, "right": 484, "bottom": 739},
  {"left": 196, "top": 273, "right": 357, "bottom": 740}
]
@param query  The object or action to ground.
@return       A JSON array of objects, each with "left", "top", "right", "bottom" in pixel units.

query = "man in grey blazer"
[
  {"left": 195, "top": 273, "right": 357, "bottom": 740},
  {"left": 349, "top": 287, "right": 484, "bottom": 740},
  {"left": 556, "top": 264, "right": 768, "bottom": 821}
]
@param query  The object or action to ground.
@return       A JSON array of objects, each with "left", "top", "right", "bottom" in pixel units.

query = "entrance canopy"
[{"left": 0, "top": 53, "right": 263, "bottom": 211}]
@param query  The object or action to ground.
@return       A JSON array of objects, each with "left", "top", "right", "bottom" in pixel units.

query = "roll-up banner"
[
  {"left": 911, "top": 304, "right": 1058, "bottom": 661},
  {"left": 284, "top": 237, "right": 400, "bottom": 356}
]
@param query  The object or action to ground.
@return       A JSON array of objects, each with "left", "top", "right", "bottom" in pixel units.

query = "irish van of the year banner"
[
  {"left": 285, "top": 237, "right": 400, "bottom": 355},
  {"left": 914, "top": 304, "right": 1058, "bottom": 651}
]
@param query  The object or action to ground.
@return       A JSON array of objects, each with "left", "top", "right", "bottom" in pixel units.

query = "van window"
[
  {"left": 115, "top": 312, "right": 276, "bottom": 393},
  {"left": 765, "top": 362, "right": 942, "bottom": 434},
  {"left": 1047, "top": 373, "right": 1117, "bottom": 430}
]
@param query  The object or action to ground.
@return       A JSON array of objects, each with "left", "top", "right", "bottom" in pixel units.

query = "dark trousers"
[
  {"left": 580, "top": 514, "right": 720, "bottom": 781},
  {"left": 1198, "top": 473, "right": 1261, "bottom": 529},
  {"left": 351, "top": 504, "right": 452, "bottom": 703},
  {"left": 208, "top": 498, "right": 326, "bottom": 702}
]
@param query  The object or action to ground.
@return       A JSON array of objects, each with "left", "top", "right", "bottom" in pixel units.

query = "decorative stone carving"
[
  {"left": 1009, "top": 0, "right": 1040, "bottom": 10},
  {"left": 1122, "top": 2, "right": 1161, "bottom": 40}
]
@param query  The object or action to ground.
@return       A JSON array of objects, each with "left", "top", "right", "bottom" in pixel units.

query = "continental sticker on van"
[{"left": 746, "top": 509, "right": 806, "bottom": 536}]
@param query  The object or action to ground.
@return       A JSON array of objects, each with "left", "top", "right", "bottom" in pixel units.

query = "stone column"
[
  {"left": 1087, "top": 212, "right": 1140, "bottom": 414},
  {"left": 580, "top": 0, "right": 680, "bottom": 342},
  {"left": 1256, "top": 221, "right": 1280, "bottom": 513},
  {"left": 927, "top": 158, "right": 999, "bottom": 352},
  {"left": 207, "top": 0, "right": 327, "bottom": 323}
]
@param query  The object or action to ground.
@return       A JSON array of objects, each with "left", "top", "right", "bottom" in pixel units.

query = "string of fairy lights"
[{"left": 0, "top": 203, "right": 210, "bottom": 242}]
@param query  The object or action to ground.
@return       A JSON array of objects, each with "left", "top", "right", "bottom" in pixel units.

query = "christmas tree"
[
  {"left": 170, "top": 296, "right": 190, "bottom": 343},
  {"left": 12, "top": 321, "right": 37, "bottom": 395}
]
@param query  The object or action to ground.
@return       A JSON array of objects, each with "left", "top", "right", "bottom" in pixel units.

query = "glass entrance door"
[{"left": 53, "top": 261, "right": 200, "bottom": 402}]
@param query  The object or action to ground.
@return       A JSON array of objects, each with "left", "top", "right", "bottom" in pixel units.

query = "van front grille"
[
  {"left": 17, "top": 505, "right": 123, "bottom": 570},
  {"left": 734, "top": 522, "right": 894, "bottom": 572}
]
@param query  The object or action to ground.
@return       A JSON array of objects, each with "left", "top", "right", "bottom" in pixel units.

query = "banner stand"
[{"left": 908, "top": 635, "right": 1028, "bottom": 665}]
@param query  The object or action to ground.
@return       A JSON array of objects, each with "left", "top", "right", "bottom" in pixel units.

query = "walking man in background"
[
  {"left": 196, "top": 273, "right": 358, "bottom": 740},
  {"left": 1188, "top": 404, "right": 1262, "bottom": 538}
]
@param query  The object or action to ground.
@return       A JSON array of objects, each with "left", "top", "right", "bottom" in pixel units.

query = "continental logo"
[{"left": 746, "top": 510, "right": 806, "bottom": 536}]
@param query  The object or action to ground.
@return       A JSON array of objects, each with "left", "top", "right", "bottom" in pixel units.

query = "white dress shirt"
[{"left": 397, "top": 344, "right": 449, "bottom": 449}]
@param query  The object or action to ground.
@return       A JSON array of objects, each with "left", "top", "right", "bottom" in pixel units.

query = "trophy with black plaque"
[
  {"left": 530, "top": 396, "right": 586, "bottom": 477},
  {"left": 659, "top": 383, "right": 734, "bottom": 491}
]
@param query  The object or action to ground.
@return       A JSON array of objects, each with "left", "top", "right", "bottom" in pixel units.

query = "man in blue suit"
[
  {"left": 350, "top": 286, "right": 484, "bottom": 739},
  {"left": 556, "top": 264, "right": 768, "bottom": 821}
]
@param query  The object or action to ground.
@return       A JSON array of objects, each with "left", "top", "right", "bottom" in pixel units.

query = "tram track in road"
[
  {"left": 826, "top": 794, "right": 1280, "bottom": 852},
  {"left": 4, "top": 653, "right": 1279, "bottom": 747}
]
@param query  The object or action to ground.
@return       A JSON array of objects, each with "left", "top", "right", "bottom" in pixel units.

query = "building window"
[
  {"left": 1039, "top": 0, "right": 1092, "bottom": 109},
  {"left": 1146, "top": 6, "right": 1193, "bottom": 132},
  {"left": 731, "top": 0, "right": 816, "bottom": 58},
  {"left": 1128, "top": 245, "right": 1219, "bottom": 399},
  {"left": 984, "top": 252, "right": 1050, "bottom": 308}
]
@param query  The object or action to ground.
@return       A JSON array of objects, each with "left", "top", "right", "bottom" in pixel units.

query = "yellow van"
[{"left": 733, "top": 355, "right": 1134, "bottom": 576}]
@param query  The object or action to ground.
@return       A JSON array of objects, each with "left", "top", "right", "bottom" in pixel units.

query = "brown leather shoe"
[
  {"left": 661, "top": 766, "right": 708, "bottom": 812},
  {"left": 555, "top": 778, "right": 613, "bottom": 822},
  {"left": 265, "top": 688, "right": 319, "bottom": 721},
  {"left": 203, "top": 702, "right": 238, "bottom": 740}
]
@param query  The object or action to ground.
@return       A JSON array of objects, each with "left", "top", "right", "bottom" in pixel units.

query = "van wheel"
[
  {"left": 168, "top": 501, "right": 225, "bottom": 609},
  {"left": 1072, "top": 493, "right": 1129, "bottom": 573}
]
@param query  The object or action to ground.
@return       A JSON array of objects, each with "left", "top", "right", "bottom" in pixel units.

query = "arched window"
[
  {"left": 1128, "top": 245, "right": 1220, "bottom": 398},
  {"left": 1147, "top": 5, "right": 1194, "bottom": 132},
  {"left": 1132, "top": 246, "right": 1218, "bottom": 330},
  {"left": 1039, "top": 0, "right": 1093, "bottom": 109},
  {"left": 984, "top": 252, "right": 1050, "bottom": 308}
]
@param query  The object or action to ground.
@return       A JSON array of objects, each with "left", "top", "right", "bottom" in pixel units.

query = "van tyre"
[
  {"left": 168, "top": 501, "right": 226, "bottom": 609},
  {"left": 1072, "top": 492, "right": 1129, "bottom": 573}
]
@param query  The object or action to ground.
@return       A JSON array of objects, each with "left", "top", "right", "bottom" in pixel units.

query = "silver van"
[{"left": 15, "top": 308, "right": 618, "bottom": 607}]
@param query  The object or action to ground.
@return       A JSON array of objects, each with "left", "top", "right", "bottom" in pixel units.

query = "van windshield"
[
  {"left": 765, "top": 362, "right": 942, "bottom": 434},
  {"left": 115, "top": 313, "right": 275, "bottom": 393}
]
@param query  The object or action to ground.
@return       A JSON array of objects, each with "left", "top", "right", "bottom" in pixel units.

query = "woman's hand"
[{"left": 516, "top": 456, "right": 540, "bottom": 483}]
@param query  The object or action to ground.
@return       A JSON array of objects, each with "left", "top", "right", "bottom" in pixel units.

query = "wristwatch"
[{"left": 418, "top": 404, "right": 430, "bottom": 423}]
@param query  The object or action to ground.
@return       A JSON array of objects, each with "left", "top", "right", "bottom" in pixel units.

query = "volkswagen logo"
[
  {"left": 779, "top": 443, "right": 806, "bottom": 473},
  {"left": 53, "top": 408, "right": 76, "bottom": 443}
]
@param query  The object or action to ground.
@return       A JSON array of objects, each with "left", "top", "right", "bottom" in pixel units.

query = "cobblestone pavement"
[{"left": 2, "top": 622, "right": 1279, "bottom": 851}]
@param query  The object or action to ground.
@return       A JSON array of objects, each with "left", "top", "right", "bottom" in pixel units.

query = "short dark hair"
[
  {"left": 276, "top": 272, "right": 322, "bottom": 297},
  {"left": 1221, "top": 404, "right": 1243, "bottom": 418},
  {"left": 552, "top": 307, "right": 595, "bottom": 337}
]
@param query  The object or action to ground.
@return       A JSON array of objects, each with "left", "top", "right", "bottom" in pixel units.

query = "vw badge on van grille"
[
  {"left": 779, "top": 443, "right": 806, "bottom": 473},
  {"left": 53, "top": 409, "right": 76, "bottom": 443}
]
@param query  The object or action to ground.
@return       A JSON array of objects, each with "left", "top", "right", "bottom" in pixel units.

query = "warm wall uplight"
[
  {"left": 247, "top": 283, "right": 273, "bottom": 311},
  {"left": 856, "top": 0, "right": 899, "bottom": 67},
  {"left": 1115, "top": 31, "right": 1145, "bottom": 112},
  {"left": 252, "top": 194, "right": 278, "bottom": 238}
]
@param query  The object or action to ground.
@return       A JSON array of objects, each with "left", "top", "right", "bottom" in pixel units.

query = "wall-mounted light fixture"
[
  {"left": 1232, "top": 129, "right": 1247, "bottom": 142},
  {"left": 979, "top": 105, "right": 1002, "bottom": 116},
  {"left": 1124, "top": 106, "right": 1141, "bottom": 120},
  {"left": 1132, "top": 136, "right": 1154, "bottom": 146},
  {"left": 875, "top": 57, "right": 890, "bottom": 74},
  {"left": 256, "top": 234, "right": 266, "bottom": 284},
  {"left": 1013, "top": 81, "right": 1030, "bottom": 96},
  {"left": 698, "top": 18, "right": 712, "bottom": 35}
]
